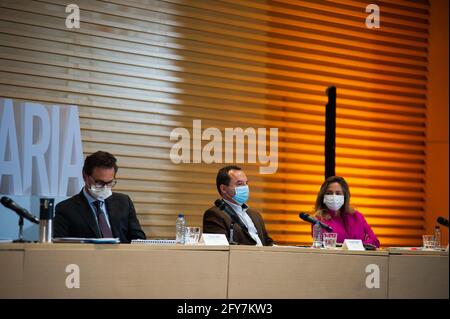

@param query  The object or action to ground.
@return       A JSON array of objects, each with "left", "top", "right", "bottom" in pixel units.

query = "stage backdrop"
[{"left": 0, "top": 0, "right": 440, "bottom": 246}]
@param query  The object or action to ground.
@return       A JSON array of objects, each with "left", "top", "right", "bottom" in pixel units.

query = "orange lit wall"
[
  {"left": 426, "top": 0, "right": 449, "bottom": 246},
  {"left": 265, "top": 0, "right": 431, "bottom": 247}
]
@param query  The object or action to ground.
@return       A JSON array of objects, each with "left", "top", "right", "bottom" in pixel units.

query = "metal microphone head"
[
  {"left": 437, "top": 217, "right": 449, "bottom": 227},
  {"left": 215, "top": 199, "right": 225, "bottom": 209},
  {"left": 1, "top": 196, "right": 11, "bottom": 207},
  {"left": 299, "top": 212, "right": 309, "bottom": 220}
]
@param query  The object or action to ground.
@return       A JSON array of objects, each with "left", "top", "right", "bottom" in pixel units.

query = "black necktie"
[{"left": 93, "top": 201, "right": 113, "bottom": 238}]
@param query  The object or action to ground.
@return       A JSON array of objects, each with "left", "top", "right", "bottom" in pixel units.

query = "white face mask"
[
  {"left": 89, "top": 185, "right": 112, "bottom": 201},
  {"left": 323, "top": 194, "right": 345, "bottom": 211}
]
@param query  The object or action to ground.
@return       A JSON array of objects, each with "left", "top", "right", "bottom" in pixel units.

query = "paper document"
[{"left": 53, "top": 237, "right": 120, "bottom": 244}]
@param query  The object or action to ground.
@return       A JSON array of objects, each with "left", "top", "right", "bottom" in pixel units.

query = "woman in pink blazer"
[{"left": 314, "top": 176, "right": 380, "bottom": 248}]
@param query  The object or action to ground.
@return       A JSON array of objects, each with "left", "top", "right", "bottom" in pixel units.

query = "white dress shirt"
[{"left": 223, "top": 199, "right": 263, "bottom": 246}]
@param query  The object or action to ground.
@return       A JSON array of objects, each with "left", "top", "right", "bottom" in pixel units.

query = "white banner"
[{"left": 0, "top": 98, "right": 84, "bottom": 197}]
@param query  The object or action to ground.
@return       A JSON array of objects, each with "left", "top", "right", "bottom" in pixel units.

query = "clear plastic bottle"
[
  {"left": 312, "top": 221, "right": 322, "bottom": 248},
  {"left": 434, "top": 225, "right": 441, "bottom": 249},
  {"left": 176, "top": 214, "right": 186, "bottom": 244}
]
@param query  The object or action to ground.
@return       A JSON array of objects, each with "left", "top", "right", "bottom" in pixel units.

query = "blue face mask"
[{"left": 232, "top": 185, "right": 249, "bottom": 205}]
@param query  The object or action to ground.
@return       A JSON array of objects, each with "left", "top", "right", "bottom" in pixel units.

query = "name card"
[
  {"left": 200, "top": 233, "right": 229, "bottom": 246},
  {"left": 342, "top": 239, "right": 365, "bottom": 251}
]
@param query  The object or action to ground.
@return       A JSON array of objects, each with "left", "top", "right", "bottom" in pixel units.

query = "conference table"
[{"left": 0, "top": 243, "right": 448, "bottom": 299}]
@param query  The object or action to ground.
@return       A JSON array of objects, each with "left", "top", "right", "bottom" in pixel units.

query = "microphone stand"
[
  {"left": 229, "top": 222, "right": 238, "bottom": 245},
  {"left": 13, "top": 216, "right": 32, "bottom": 243}
]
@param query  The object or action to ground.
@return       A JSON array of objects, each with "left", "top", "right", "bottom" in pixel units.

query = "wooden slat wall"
[{"left": 0, "top": 0, "right": 429, "bottom": 246}]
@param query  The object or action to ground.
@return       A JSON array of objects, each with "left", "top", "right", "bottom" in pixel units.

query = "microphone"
[
  {"left": 1, "top": 196, "right": 40, "bottom": 224},
  {"left": 215, "top": 199, "right": 243, "bottom": 244},
  {"left": 215, "top": 199, "right": 242, "bottom": 225},
  {"left": 299, "top": 212, "right": 333, "bottom": 232},
  {"left": 437, "top": 217, "right": 449, "bottom": 228}
]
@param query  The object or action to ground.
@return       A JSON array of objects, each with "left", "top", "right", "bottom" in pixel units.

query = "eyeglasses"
[{"left": 89, "top": 177, "right": 117, "bottom": 189}]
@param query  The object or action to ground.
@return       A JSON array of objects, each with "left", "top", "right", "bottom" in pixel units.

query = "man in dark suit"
[
  {"left": 54, "top": 151, "right": 146, "bottom": 243},
  {"left": 203, "top": 165, "right": 273, "bottom": 246}
]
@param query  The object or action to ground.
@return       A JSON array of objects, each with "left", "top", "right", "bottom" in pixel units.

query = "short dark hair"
[
  {"left": 82, "top": 151, "right": 118, "bottom": 176},
  {"left": 216, "top": 165, "right": 242, "bottom": 195}
]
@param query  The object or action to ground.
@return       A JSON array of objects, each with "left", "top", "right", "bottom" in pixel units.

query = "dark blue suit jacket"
[{"left": 54, "top": 190, "right": 146, "bottom": 243}]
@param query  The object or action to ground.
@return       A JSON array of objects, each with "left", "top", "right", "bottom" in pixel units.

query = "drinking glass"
[
  {"left": 323, "top": 232, "right": 338, "bottom": 249},
  {"left": 186, "top": 227, "right": 201, "bottom": 245},
  {"left": 422, "top": 235, "right": 435, "bottom": 249}
]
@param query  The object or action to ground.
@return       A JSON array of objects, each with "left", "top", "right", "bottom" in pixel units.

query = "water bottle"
[
  {"left": 434, "top": 225, "right": 441, "bottom": 249},
  {"left": 39, "top": 197, "right": 54, "bottom": 243},
  {"left": 312, "top": 221, "right": 322, "bottom": 248},
  {"left": 176, "top": 214, "right": 186, "bottom": 244}
]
